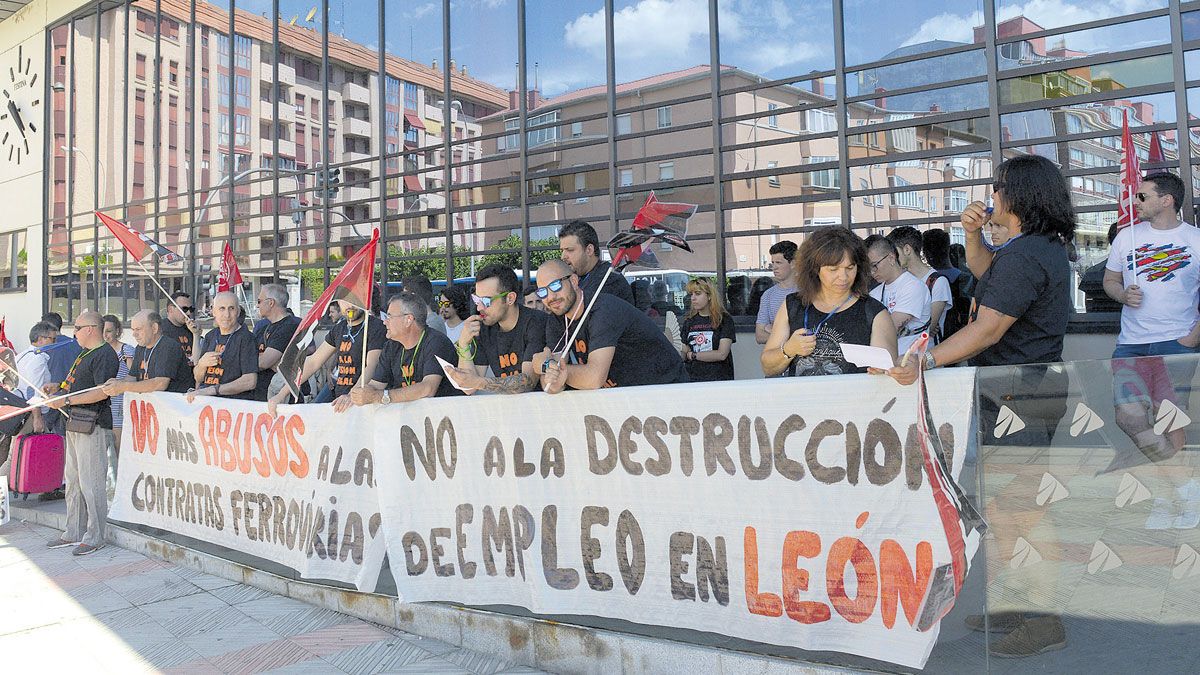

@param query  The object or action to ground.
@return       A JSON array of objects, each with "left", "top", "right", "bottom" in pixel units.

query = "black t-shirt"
[
  {"left": 544, "top": 293, "right": 688, "bottom": 388},
  {"left": 130, "top": 337, "right": 194, "bottom": 393},
  {"left": 324, "top": 318, "right": 388, "bottom": 397},
  {"left": 681, "top": 312, "right": 736, "bottom": 382},
  {"left": 473, "top": 305, "right": 548, "bottom": 379},
  {"left": 160, "top": 318, "right": 194, "bottom": 356},
  {"left": 63, "top": 344, "right": 119, "bottom": 430},
  {"left": 253, "top": 314, "right": 301, "bottom": 401},
  {"left": 197, "top": 326, "right": 259, "bottom": 400},
  {"left": 972, "top": 234, "right": 1070, "bottom": 367},
  {"left": 784, "top": 293, "right": 887, "bottom": 377},
  {"left": 578, "top": 261, "right": 635, "bottom": 306},
  {"left": 374, "top": 329, "right": 463, "bottom": 398}
]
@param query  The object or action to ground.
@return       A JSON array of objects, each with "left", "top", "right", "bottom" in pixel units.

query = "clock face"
[{"left": 0, "top": 44, "right": 38, "bottom": 166}]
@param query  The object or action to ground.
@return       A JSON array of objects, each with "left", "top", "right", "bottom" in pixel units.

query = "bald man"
[
  {"left": 103, "top": 310, "right": 194, "bottom": 396},
  {"left": 188, "top": 291, "right": 258, "bottom": 402},
  {"left": 42, "top": 310, "right": 119, "bottom": 556},
  {"left": 531, "top": 259, "right": 687, "bottom": 393}
]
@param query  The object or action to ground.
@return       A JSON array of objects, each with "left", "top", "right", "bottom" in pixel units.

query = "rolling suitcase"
[{"left": 8, "top": 433, "right": 65, "bottom": 498}]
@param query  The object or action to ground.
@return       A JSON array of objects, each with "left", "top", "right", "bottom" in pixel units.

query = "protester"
[
  {"left": 762, "top": 227, "right": 896, "bottom": 377},
  {"left": 889, "top": 226, "right": 952, "bottom": 342},
  {"left": 269, "top": 294, "right": 386, "bottom": 411},
  {"left": 886, "top": 154, "right": 1075, "bottom": 657},
  {"left": 42, "top": 311, "right": 83, "bottom": 386},
  {"left": 188, "top": 291, "right": 258, "bottom": 402},
  {"left": 866, "top": 235, "right": 931, "bottom": 356},
  {"left": 103, "top": 310, "right": 194, "bottom": 395},
  {"left": 632, "top": 278, "right": 683, "bottom": 353},
  {"left": 923, "top": 228, "right": 974, "bottom": 338},
  {"left": 523, "top": 282, "right": 543, "bottom": 311},
  {"left": 400, "top": 275, "right": 448, "bottom": 335},
  {"left": 447, "top": 264, "right": 548, "bottom": 394},
  {"left": 252, "top": 283, "right": 301, "bottom": 401},
  {"left": 439, "top": 284, "right": 472, "bottom": 343},
  {"left": 681, "top": 278, "right": 735, "bottom": 382},
  {"left": 101, "top": 315, "right": 134, "bottom": 451},
  {"left": 349, "top": 292, "right": 462, "bottom": 406},
  {"left": 558, "top": 220, "right": 635, "bottom": 305},
  {"left": 0, "top": 322, "right": 55, "bottom": 488},
  {"left": 756, "top": 240, "right": 798, "bottom": 344},
  {"left": 533, "top": 259, "right": 687, "bottom": 392},
  {"left": 1104, "top": 172, "right": 1200, "bottom": 357},
  {"left": 161, "top": 290, "right": 199, "bottom": 359},
  {"left": 42, "top": 310, "right": 118, "bottom": 556}
]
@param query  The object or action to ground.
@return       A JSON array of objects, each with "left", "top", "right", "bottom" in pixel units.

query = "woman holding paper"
[{"left": 761, "top": 227, "right": 898, "bottom": 377}]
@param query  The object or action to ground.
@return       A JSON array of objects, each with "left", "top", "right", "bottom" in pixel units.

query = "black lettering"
[
  {"left": 738, "top": 416, "right": 772, "bottom": 480},
  {"left": 513, "top": 438, "right": 535, "bottom": 477},
  {"left": 670, "top": 416, "right": 700, "bottom": 477},
  {"left": 806, "top": 419, "right": 846, "bottom": 484},
  {"left": 617, "top": 417, "right": 645, "bottom": 476},
  {"left": 484, "top": 436, "right": 505, "bottom": 477},
  {"left": 403, "top": 531, "right": 428, "bottom": 575},
  {"left": 540, "top": 438, "right": 565, "bottom": 478},
  {"left": 430, "top": 527, "right": 454, "bottom": 577},
  {"left": 615, "top": 510, "right": 646, "bottom": 595},
  {"left": 455, "top": 504, "right": 476, "bottom": 579},
  {"left": 580, "top": 506, "right": 613, "bottom": 591},
  {"left": 864, "top": 418, "right": 902, "bottom": 486},
  {"left": 669, "top": 531, "right": 696, "bottom": 600},
  {"left": 642, "top": 416, "right": 672, "bottom": 476},
  {"left": 585, "top": 415, "right": 617, "bottom": 475}
]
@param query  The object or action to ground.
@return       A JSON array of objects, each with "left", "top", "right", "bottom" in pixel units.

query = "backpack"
[{"left": 927, "top": 271, "right": 971, "bottom": 342}]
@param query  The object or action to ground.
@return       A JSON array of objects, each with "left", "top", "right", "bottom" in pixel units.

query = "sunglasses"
[
  {"left": 471, "top": 292, "right": 509, "bottom": 309},
  {"left": 535, "top": 275, "right": 571, "bottom": 299},
  {"left": 1136, "top": 192, "right": 1157, "bottom": 202},
  {"left": 437, "top": 300, "right": 452, "bottom": 308},
  {"left": 179, "top": 306, "right": 195, "bottom": 313}
]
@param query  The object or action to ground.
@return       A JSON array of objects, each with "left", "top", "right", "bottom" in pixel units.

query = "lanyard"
[
  {"left": 401, "top": 330, "right": 426, "bottom": 387},
  {"left": 139, "top": 339, "right": 161, "bottom": 379},
  {"left": 343, "top": 319, "right": 365, "bottom": 343},
  {"left": 803, "top": 294, "right": 853, "bottom": 337},
  {"left": 61, "top": 345, "right": 103, "bottom": 389},
  {"left": 981, "top": 232, "right": 1023, "bottom": 253}
]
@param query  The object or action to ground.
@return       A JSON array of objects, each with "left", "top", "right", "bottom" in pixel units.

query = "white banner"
[
  {"left": 110, "top": 393, "right": 386, "bottom": 592},
  {"left": 373, "top": 369, "right": 978, "bottom": 669}
]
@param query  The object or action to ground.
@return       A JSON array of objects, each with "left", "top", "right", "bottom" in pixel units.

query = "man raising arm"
[{"left": 448, "top": 264, "right": 547, "bottom": 395}]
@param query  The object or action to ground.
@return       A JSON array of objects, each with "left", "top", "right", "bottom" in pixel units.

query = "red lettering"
[
  {"left": 286, "top": 415, "right": 309, "bottom": 478},
  {"left": 198, "top": 406, "right": 216, "bottom": 465},
  {"left": 128, "top": 399, "right": 159, "bottom": 455},
  {"left": 251, "top": 414, "right": 273, "bottom": 478},
  {"left": 216, "top": 409, "right": 237, "bottom": 472},
  {"left": 269, "top": 417, "right": 289, "bottom": 476},
  {"left": 826, "top": 536, "right": 879, "bottom": 624},
  {"left": 743, "top": 527, "right": 782, "bottom": 617},
  {"left": 782, "top": 530, "right": 831, "bottom": 624},
  {"left": 879, "top": 540, "right": 933, "bottom": 629}
]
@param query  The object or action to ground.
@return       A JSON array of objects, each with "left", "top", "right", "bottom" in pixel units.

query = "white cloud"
[
  {"left": 742, "top": 41, "right": 822, "bottom": 73},
  {"left": 565, "top": 0, "right": 711, "bottom": 63},
  {"left": 409, "top": 3, "right": 437, "bottom": 19},
  {"left": 767, "top": 0, "right": 795, "bottom": 30},
  {"left": 901, "top": 0, "right": 1163, "bottom": 49},
  {"left": 901, "top": 11, "right": 983, "bottom": 47}
]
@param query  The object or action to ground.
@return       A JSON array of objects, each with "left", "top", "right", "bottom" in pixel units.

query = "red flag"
[
  {"left": 610, "top": 192, "right": 696, "bottom": 268},
  {"left": 1147, "top": 131, "right": 1165, "bottom": 165},
  {"left": 277, "top": 229, "right": 379, "bottom": 399},
  {"left": 95, "top": 211, "right": 183, "bottom": 263},
  {"left": 1115, "top": 110, "right": 1141, "bottom": 231},
  {"left": 217, "top": 242, "right": 243, "bottom": 292},
  {"left": 0, "top": 318, "right": 13, "bottom": 351}
]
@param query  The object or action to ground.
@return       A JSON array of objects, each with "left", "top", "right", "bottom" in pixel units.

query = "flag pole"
[
  {"left": 0, "top": 384, "right": 107, "bottom": 424},
  {"left": 234, "top": 284, "right": 255, "bottom": 324},
  {"left": 558, "top": 254, "right": 622, "bottom": 360},
  {"left": 133, "top": 257, "right": 189, "bottom": 318},
  {"left": 0, "top": 358, "right": 61, "bottom": 402},
  {"left": 359, "top": 310, "right": 370, "bottom": 389}
]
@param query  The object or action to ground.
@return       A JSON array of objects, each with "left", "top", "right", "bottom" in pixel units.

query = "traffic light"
[
  {"left": 326, "top": 168, "right": 341, "bottom": 199},
  {"left": 315, "top": 166, "right": 327, "bottom": 197}
]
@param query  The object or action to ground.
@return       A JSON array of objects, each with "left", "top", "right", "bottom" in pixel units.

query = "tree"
[
  {"left": 386, "top": 244, "right": 471, "bottom": 281},
  {"left": 478, "top": 235, "right": 561, "bottom": 271}
]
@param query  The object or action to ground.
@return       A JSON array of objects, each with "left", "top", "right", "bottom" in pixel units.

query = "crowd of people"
[{"left": 5, "top": 155, "right": 1198, "bottom": 660}]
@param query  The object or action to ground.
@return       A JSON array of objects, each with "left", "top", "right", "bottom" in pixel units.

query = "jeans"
[
  {"left": 1113, "top": 338, "right": 1197, "bottom": 359},
  {"left": 64, "top": 428, "right": 108, "bottom": 547}
]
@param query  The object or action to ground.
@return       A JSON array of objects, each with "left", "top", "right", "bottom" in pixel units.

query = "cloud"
[
  {"left": 409, "top": 3, "right": 437, "bottom": 19},
  {"left": 565, "top": 0, "right": 711, "bottom": 63},
  {"left": 767, "top": 0, "right": 795, "bottom": 30},
  {"left": 901, "top": 0, "right": 1163, "bottom": 49},
  {"left": 742, "top": 41, "right": 822, "bottom": 73},
  {"left": 901, "top": 11, "right": 983, "bottom": 47}
]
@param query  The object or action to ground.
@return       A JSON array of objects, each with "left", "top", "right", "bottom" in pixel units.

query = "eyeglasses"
[
  {"left": 1136, "top": 192, "right": 1156, "bottom": 202},
  {"left": 535, "top": 275, "right": 572, "bottom": 299},
  {"left": 471, "top": 292, "right": 509, "bottom": 308},
  {"left": 992, "top": 180, "right": 1005, "bottom": 193},
  {"left": 73, "top": 324, "right": 98, "bottom": 331},
  {"left": 437, "top": 299, "right": 452, "bottom": 308},
  {"left": 868, "top": 256, "right": 889, "bottom": 272},
  {"left": 179, "top": 306, "right": 194, "bottom": 313}
]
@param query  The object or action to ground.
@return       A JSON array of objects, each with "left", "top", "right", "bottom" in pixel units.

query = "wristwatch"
[
  {"left": 381, "top": 389, "right": 392, "bottom": 405},
  {"left": 923, "top": 352, "right": 936, "bottom": 370}
]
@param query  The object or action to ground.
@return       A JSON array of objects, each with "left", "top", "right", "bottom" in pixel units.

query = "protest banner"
[
  {"left": 372, "top": 369, "right": 978, "bottom": 669},
  {"left": 109, "top": 392, "right": 386, "bottom": 591}
]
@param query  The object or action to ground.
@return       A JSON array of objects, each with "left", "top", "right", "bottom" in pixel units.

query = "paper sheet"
[
  {"left": 840, "top": 343, "right": 894, "bottom": 370},
  {"left": 435, "top": 355, "right": 472, "bottom": 392}
]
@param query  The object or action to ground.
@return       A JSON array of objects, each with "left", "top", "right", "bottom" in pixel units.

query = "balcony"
[
  {"left": 341, "top": 185, "right": 373, "bottom": 203},
  {"left": 341, "top": 149, "right": 371, "bottom": 164},
  {"left": 343, "top": 116, "right": 371, "bottom": 138},
  {"left": 261, "top": 60, "right": 295, "bottom": 87},
  {"left": 342, "top": 81, "right": 370, "bottom": 106},
  {"left": 263, "top": 102, "right": 297, "bottom": 125},
  {"left": 259, "top": 137, "right": 296, "bottom": 157}
]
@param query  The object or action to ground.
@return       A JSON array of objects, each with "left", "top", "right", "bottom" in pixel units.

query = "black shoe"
[{"left": 38, "top": 487, "right": 65, "bottom": 502}]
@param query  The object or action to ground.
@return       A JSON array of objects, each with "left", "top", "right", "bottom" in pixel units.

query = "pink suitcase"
[{"left": 9, "top": 433, "right": 65, "bottom": 498}]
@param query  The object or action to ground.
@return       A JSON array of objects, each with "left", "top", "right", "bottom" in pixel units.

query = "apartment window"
[
  {"left": 385, "top": 76, "right": 400, "bottom": 105},
  {"left": 616, "top": 113, "right": 631, "bottom": 135},
  {"left": 571, "top": 121, "right": 583, "bottom": 137},
  {"left": 0, "top": 229, "right": 27, "bottom": 291},
  {"left": 527, "top": 110, "right": 560, "bottom": 148},
  {"left": 803, "top": 109, "right": 836, "bottom": 133},
  {"left": 235, "top": 74, "right": 249, "bottom": 108},
  {"left": 499, "top": 186, "right": 512, "bottom": 201},
  {"left": 767, "top": 103, "right": 778, "bottom": 129},
  {"left": 658, "top": 162, "right": 674, "bottom": 182},
  {"left": 949, "top": 189, "right": 968, "bottom": 212},
  {"left": 498, "top": 118, "right": 519, "bottom": 152},
  {"left": 767, "top": 161, "right": 780, "bottom": 187},
  {"left": 890, "top": 176, "right": 920, "bottom": 209},
  {"left": 168, "top": 60, "right": 178, "bottom": 86},
  {"left": 574, "top": 172, "right": 586, "bottom": 192},
  {"left": 235, "top": 114, "right": 249, "bottom": 146},
  {"left": 234, "top": 34, "right": 251, "bottom": 70},
  {"left": 860, "top": 179, "right": 872, "bottom": 205},
  {"left": 657, "top": 106, "right": 671, "bottom": 129},
  {"left": 808, "top": 156, "right": 838, "bottom": 189},
  {"left": 135, "top": 53, "right": 146, "bottom": 80},
  {"left": 619, "top": 168, "right": 634, "bottom": 186},
  {"left": 404, "top": 82, "right": 419, "bottom": 111},
  {"left": 218, "top": 112, "right": 230, "bottom": 146}
]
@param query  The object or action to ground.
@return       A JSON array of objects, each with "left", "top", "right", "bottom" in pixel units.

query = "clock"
[{"left": 0, "top": 44, "right": 38, "bottom": 166}]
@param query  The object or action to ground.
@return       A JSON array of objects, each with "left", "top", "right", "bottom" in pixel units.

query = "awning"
[
  {"left": 403, "top": 174, "right": 423, "bottom": 193},
  {"left": 404, "top": 112, "right": 426, "bottom": 130}
]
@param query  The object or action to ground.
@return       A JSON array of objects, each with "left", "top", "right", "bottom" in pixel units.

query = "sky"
[{"left": 227, "top": 0, "right": 1170, "bottom": 99}]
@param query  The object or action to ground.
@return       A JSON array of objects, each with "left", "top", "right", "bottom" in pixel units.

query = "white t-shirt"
[
  {"left": 1106, "top": 221, "right": 1200, "bottom": 344},
  {"left": 870, "top": 271, "right": 931, "bottom": 354},
  {"left": 919, "top": 269, "right": 953, "bottom": 334}
]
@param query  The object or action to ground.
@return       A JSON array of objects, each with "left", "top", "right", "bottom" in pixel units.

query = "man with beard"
[
  {"left": 187, "top": 292, "right": 258, "bottom": 401},
  {"left": 446, "top": 264, "right": 547, "bottom": 394}
]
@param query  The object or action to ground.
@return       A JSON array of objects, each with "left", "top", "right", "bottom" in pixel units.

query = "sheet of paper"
[
  {"left": 435, "top": 355, "right": 472, "bottom": 392},
  {"left": 840, "top": 343, "right": 894, "bottom": 370}
]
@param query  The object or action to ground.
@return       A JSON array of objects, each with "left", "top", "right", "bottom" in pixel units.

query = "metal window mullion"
[
  {"left": 92, "top": 3, "right": 101, "bottom": 311},
  {"left": 322, "top": 0, "right": 331, "bottom": 283},
  {"left": 1171, "top": 1, "right": 1196, "bottom": 218},
  {"left": 153, "top": 0, "right": 162, "bottom": 290},
  {"left": 604, "top": 0, "right": 616, "bottom": 247},
  {"left": 271, "top": 0, "right": 280, "bottom": 281},
  {"left": 833, "top": 0, "right": 850, "bottom": 228},
  {"left": 443, "top": 0, "right": 453, "bottom": 282},
  {"left": 519, "top": 0, "right": 532, "bottom": 273},
  {"left": 377, "top": 0, "right": 387, "bottom": 283},
  {"left": 227, "top": 1, "right": 235, "bottom": 288},
  {"left": 41, "top": 25, "right": 51, "bottom": 315},
  {"left": 66, "top": 21, "right": 75, "bottom": 317},
  {"left": 125, "top": 3, "right": 134, "bottom": 318}
]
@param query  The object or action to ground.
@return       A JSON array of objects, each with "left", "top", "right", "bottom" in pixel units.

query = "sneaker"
[
  {"left": 989, "top": 615, "right": 1066, "bottom": 658},
  {"left": 38, "top": 487, "right": 65, "bottom": 502},
  {"left": 964, "top": 611, "right": 1025, "bottom": 633},
  {"left": 46, "top": 538, "right": 77, "bottom": 549},
  {"left": 72, "top": 543, "right": 103, "bottom": 556}
]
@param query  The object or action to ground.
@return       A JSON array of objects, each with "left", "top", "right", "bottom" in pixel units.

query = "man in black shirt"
[
  {"left": 448, "top": 264, "right": 547, "bottom": 394},
  {"left": 252, "top": 283, "right": 300, "bottom": 401},
  {"left": 160, "top": 290, "right": 199, "bottom": 360},
  {"left": 349, "top": 292, "right": 462, "bottom": 406},
  {"left": 43, "top": 311, "right": 119, "bottom": 556},
  {"left": 188, "top": 292, "right": 258, "bottom": 402},
  {"left": 269, "top": 297, "right": 386, "bottom": 412},
  {"left": 103, "top": 310, "right": 193, "bottom": 396},
  {"left": 558, "top": 220, "right": 635, "bottom": 306},
  {"left": 532, "top": 259, "right": 687, "bottom": 393}
]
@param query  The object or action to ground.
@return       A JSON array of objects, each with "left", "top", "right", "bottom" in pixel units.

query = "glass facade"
[{"left": 43, "top": 0, "right": 1200, "bottom": 322}]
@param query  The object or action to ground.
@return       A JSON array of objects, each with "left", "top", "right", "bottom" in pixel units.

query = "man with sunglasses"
[
  {"left": 1104, "top": 172, "right": 1200, "bottom": 357},
  {"left": 532, "top": 259, "right": 687, "bottom": 393},
  {"left": 162, "top": 290, "right": 200, "bottom": 361},
  {"left": 446, "top": 264, "right": 547, "bottom": 394}
]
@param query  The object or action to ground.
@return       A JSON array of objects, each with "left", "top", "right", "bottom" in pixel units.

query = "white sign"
[{"left": 109, "top": 393, "right": 386, "bottom": 592}]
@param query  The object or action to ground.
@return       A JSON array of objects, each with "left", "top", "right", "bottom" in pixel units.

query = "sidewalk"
[{"left": 0, "top": 518, "right": 547, "bottom": 674}]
